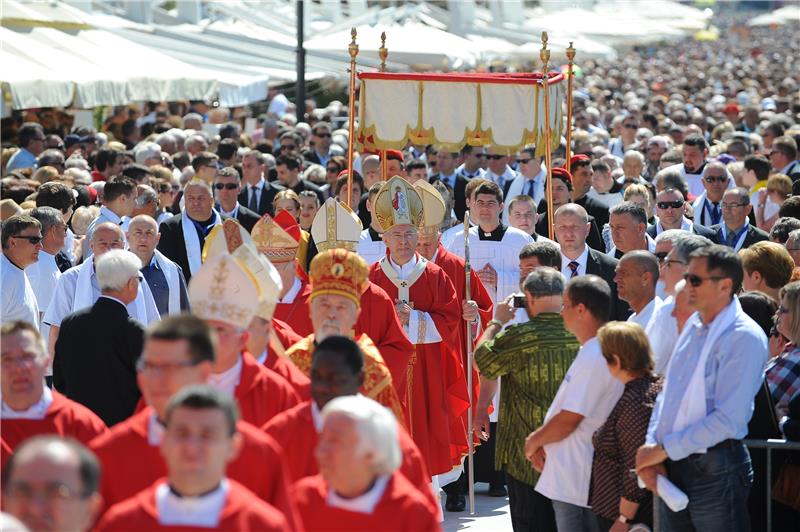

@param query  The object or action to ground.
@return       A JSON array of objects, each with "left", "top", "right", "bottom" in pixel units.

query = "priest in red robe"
[
  {"left": 1, "top": 321, "right": 107, "bottom": 466},
  {"left": 290, "top": 394, "right": 440, "bottom": 532},
  {"left": 367, "top": 177, "right": 470, "bottom": 477},
  {"left": 90, "top": 315, "right": 300, "bottom": 528},
  {"left": 95, "top": 386, "right": 288, "bottom": 531}
]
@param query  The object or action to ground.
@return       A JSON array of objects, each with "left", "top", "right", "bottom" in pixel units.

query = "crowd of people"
[{"left": 1, "top": 10, "right": 799, "bottom": 532}]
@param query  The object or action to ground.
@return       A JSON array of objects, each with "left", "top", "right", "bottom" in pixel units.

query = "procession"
[{"left": 1, "top": 1, "right": 800, "bottom": 531}]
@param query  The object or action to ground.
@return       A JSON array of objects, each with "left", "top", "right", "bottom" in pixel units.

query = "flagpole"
[
  {"left": 540, "top": 32, "right": 555, "bottom": 240},
  {"left": 346, "top": 28, "right": 359, "bottom": 208},
  {"left": 463, "top": 210, "right": 475, "bottom": 516},
  {"left": 565, "top": 42, "right": 576, "bottom": 173},
  {"left": 378, "top": 32, "right": 389, "bottom": 182}
]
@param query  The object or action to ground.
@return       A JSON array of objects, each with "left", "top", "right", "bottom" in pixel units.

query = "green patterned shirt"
[{"left": 475, "top": 312, "right": 580, "bottom": 485}]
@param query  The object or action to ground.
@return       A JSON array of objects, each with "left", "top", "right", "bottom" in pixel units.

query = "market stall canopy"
[{"left": 357, "top": 72, "right": 564, "bottom": 154}]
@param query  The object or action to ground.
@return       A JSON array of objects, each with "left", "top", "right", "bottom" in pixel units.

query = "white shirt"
[
  {"left": 387, "top": 255, "right": 442, "bottom": 344},
  {"left": 535, "top": 337, "right": 624, "bottom": 507},
  {"left": 327, "top": 475, "right": 390, "bottom": 515},
  {"left": 654, "top": 216, "right": 693, "bottom": 235},
  {"left": 147, "top": 411, "right": 166, "bottom": 446},
  {"left": 85, "top": 205, "right": 129, "bottom": 244},
  {"left": 279, "top": 277, "right": 303, "bottom": 304},
  {"left": 357, "top": 229, "right": 386, "bottom": 266},
  {"left": 207, "top": 357, "right": 243, "bottom": 397},
  {"left": 648, "top": 296, "right": 679, "bottom": 375},
  {"left": 156, "top": 480, "right": 229, "bottom": 527},
  {"left": 26, "top": 250, "right": 61, "bottom": 314},
  {"left": 627, "top": 296, "right": 663, "bottom": 331},
  {"left": 560, "top": 245, "right": 590, "bottom": 278},
  {"left": 1, "top": 386, "right": 53, "bottom": 419},
  {"left": 1, "top": 254, "right": 39, "bottom": 329}
]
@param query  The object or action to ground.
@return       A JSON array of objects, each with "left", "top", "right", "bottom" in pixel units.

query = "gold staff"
[
  {"left": 346, "top": 27, "right": 359, "bottom": 208},
  {"left": 463, "top": 211, "right": 476, "bottom": 516},
  {"left": 540, "top": 32, "right": 555, "bottom": 240},
  {"left": 378, "top": 32, "right": 389, "bottom": 182},
  {"left": 565, "top": 41, "right": 576, "bottom": 173}
]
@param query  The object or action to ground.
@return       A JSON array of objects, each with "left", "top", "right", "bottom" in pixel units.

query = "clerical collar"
[
  {"left": 311, "top": 400, "right": 324, "bottom": 432},
  {"left": 478, "top": 223, "right": 507, "bottom": 241},
  {"left": 1, "top": 385, "right": 52, "bottom": 420},
  {"left": 156, "top": 479, "right": 229, "bottom": 528},
  {"left": 168, "top": 482, "right": 223, "bottom": 499},
  {"left": 148, "top": 411, "right": 166, "bottom": 446},
  {"left": 327, "top": 474, "right": 390, "bottom": 515},
  {"left": 256, "top": 349, "right": 268, "bottom": 365},
  {"left": 388, "top": 254, "right": 418, "bottom": 278},
  {"left": 207, "top": 356, "right": 243, "bottom": 396},
  {"left": 280, "top": 276, "right": 303, "bottom": 304},
  {"left": 368, "top": 226, "right": 382, "bottom": 241}
]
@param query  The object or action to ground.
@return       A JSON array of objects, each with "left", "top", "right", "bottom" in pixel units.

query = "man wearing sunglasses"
[
  {"left": 647, "top": 188, "right": 715, "bottom": 240},
  {"left": 306, "top": 122, "right": 341, "bottom": 167},
  {"left": 455, "top": 145, "right": 487, "bottom": 181},
  {"left": 666, "top": 135, "right": 734, "bottom": 199},
  {"left": 709, "top": 187, "right": 769, "bottom": 252},
  {"left": 690, "top": 161, "right": 735, "bottom": 229},
  {"left": 1, "top": 215, "right": 42, "bottom": 328},
  {"left": 637, "top": 245, "right": 767, "bottom": 531},
  {"left": 213, "top": 167, "right": 260, "bottom": 232},
  {"left": 502, "top": 147, "right": 545, "bottom": 224},
  {"left": 484, "top": 149, "right": 518, "bottom": 192}
]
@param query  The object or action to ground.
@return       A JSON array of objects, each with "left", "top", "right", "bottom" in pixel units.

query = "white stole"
[
  {"left": 181, "top": 210, "right": 221, "bottom": 275},
  {"left": 378, "top": 255, "right": 427, "bottom": 303},
  {"left": 72, "top": 258, "right": 148, "bottom": 322},
  {"left": 662, "top": 297, "right": 742, "bottom": 452},
  {"left": 153, "top": 249, "right": 181, "bottom": 315}
]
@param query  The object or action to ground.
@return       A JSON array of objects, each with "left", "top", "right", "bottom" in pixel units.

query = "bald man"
[{"left": 615, "top": 250, "right": 662, "bottom": 331}]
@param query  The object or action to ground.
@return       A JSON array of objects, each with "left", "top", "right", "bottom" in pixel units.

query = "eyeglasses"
[
  {"left": 721, "top": 202, "right": 746, "bottom": 210},
  {"left": 517, "top": 158, "right": 533, "bottom": 164},
  {"left": 315, "top": 132, "right": 332, "bottom": 138},
  {"left": 704, "top": 175, "right": 727, "bottom": 183},
  {"left": 624, "top": 124, "right": 639, "bottom": 129},
  {"left": 474, "top": 153, "right": 487, "bottom": 159},
  {"left": 11, "top": 235, "right": 43, "bottom": 245},
  {"left": 214, "top": 183, "right": 239, "bottom": 190},
  {"left": 654, "top": 251, "right": 669, "bottom": 262},
  {"left": 683, "top": 272, "right": 725, "bottom": 287},
  {"left": 281, "top": 145, "right": 297, "bottom": 151},
  {"left": 136, "top": 358, "right": 198, "bottom": 374},
  {"left": 486, "top": 154, "right": 505, "bottom": 160},
  {"left": 657, "top": 200, "right": 684, "bottom": 210},
  {"left": 326, "top": 167, "right": 339, "bottom": 173},
  {"left": 6, "top": 482, "right": 86, "bottom": 502},
  {"left": 664, "top": 259, "right": 686, "bottom": 268}
]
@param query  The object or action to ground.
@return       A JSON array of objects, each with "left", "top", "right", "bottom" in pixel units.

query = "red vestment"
[
  {"left": 291, "top": 472, "right": 440, "bottom": 532},
  {"left": 0, "top": 391, "right": 107, "bottom": 466},
  {"left": 235, "top": 352, "right": 300, "bottom": 427},
  {"left": 263, "top": 352, "right": 310, "bottom": 401},
  {"left": 355, "top": 281, "right": 414, "bottom": 402},
  {"left": 89, "top": 407, "right": 299, "bottom": 528},
  {"left": 369, "top": 256, "right": 470, "bottom": 475},
  {"left": 272, "top": 317, "right": 303, "bottom": 348},
  {"left": 274, "top": 280, "right": 313, "bottom": 337},
  {"left": 262, "top": 400, "right": 435, "bottom": 509},
  {"left": 95, "top": 479, "right": 288, "bottom": 532}
]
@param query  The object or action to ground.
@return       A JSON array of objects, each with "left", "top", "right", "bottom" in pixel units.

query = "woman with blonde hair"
[
  {"left": 766, "top": 281, "right": 800, "bottom": 418},
  {"left": 590, "top": 321, "right": 663, "bottom": 531},
  {"left": 32, "top": 165, "right": 60, "bottom": 185}
]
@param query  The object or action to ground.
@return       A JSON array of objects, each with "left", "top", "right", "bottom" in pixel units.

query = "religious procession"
[{"left": 1, "top": 1, "right": 800, "bottom": 531}]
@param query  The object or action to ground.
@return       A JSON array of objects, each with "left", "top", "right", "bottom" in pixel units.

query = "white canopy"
[{"left": 749, "top": 6, "right": 800, "bottom": 27}]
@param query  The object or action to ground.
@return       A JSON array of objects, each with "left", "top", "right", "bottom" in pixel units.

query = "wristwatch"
[{"left": 488, "top": 319, "right": 504, "bottom": 328}]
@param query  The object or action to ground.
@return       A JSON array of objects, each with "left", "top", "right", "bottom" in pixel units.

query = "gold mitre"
[
  {"left": 188, "top": 254, "right": 260, "bottom": 329},
  {"left": 250, "top": 210, "right": 301, "bottom": 263},
  {"left": 201, "top": 218, "right": 255, "bottom": 263},
  {"left": 413, "top": 180, "right": 446, "bottom": 235},
  {"left": 373, "top": 175, "right": 424, "bottom": 232},
  {"left": 232, "top": 243, "right": 283, "bottom": 321},
  {"left": 311, "top": 197, "right": 363, "bottom": 252}
]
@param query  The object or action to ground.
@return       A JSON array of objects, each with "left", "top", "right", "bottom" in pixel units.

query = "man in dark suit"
[
  {"left": 53, "top": 250, "right": 145, "bottom": 426},
  {"left": 536, "top": 168, "right": 605, "bottom": 251},
  {"left": 554, "top": 203, "right": 630, "bottom": 320},
  {"left": 239, "top": 149, "right": 285, "bottom": 216},
  {"left": 275, "top": 153, "right": 325, "bottom": 205},
  {"left": 429, "top": 150, "right": 469, "bottom": 222},
  {"left": 158, "top": 179, "right": 221, "bottom": 282},
  {"left": 570, "top": 155, "right": 610, "bottom": 229},
  {"left": 214, "top": 167, "right": 260, "bottom": 232},
  {"left": 647, "top": 187, "right": 717, "bottom": 240},
  {"left": 710, "top": 187, "right": 769, "bottom": 251}
]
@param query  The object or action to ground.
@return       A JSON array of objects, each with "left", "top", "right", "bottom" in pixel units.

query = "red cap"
[
  {"left": 551, "top": 167, "right": 572, "bottom": 184},
  {"left": 362, "top": 148, "right": 404, "bottom": 162},
  {"left": 273, "top": 209, "right": 301, "bottom": 244},
  {"left": 723, "top": 103, "right": 740, "bottom": 114},
  {"left": 569, "top": 154, "right": 590, "bottom": 168}
]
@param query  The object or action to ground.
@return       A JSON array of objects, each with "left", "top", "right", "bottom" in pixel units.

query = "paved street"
[{"left": 442, "top": 483, "right": 511, "bottom": 531}]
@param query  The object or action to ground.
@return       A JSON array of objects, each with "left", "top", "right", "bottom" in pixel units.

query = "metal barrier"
[{"left": 651, "top": 439, "right": 800, "bottom": 532}]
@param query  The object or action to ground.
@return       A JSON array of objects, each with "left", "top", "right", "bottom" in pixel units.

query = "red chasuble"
[
  {"left": 95, "top": 479, "right": 288, "bottom": 532},
  {"left": 291, "top": 472, "right": 440, "bottom": 532},
  {"left": 235, "top": 352, "right": 300, "bottom": 427},
  {"left": 1, "top": 390, "right": 107, "bottom": 466},
  {"left": 263, "top": 352, "right": 310, "bottom": 401},
  {"left": 356, "top": 281, "right": 414, "bottom": 402},
  {"left": 89, "top": 407, "right": 299, "bottom": 528},
  {"left": 368, "top": 256, "right": 470, "bottom": 476},
  {"left": 262, "top": 400, "right": 436, "bottom": 509},
  {"left": 272, "top": 317, "right": 303, "bottom": 348},
  {"left": 274, "top": 280, "right": 313, "bottom": 338}
]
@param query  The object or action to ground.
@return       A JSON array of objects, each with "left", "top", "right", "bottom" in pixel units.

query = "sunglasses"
[
  {"left": 11, "top": 235, "right": 43, "bottom": 245},
  {"left": 624, "top": 124, "right": 639, "bottom": 129},
  {"left": 683, "top": 273, "right": 725, "bottom": 287},
  {"left": 654, "top": 251, "right": 669, "bottom": 262},
  {"left": 486, "top": 154, "right": 505, "bottom": 160},
  {"left": 214, "top": 183, "right": 238, "bottom": 190},
  {"left": 657, "top": 200, "right": 684, "bottom": 209},
  {"left": 704, "top": 175, "right": 727, "bottom": 183},
  {"left": 474, "top": 153, "right": 487, "bottom": 159},
  {"left": 517, "top": 158, "right": 533, "bottom": 164},
  {"left": 326, "top": 167, "right": 339, "bottom": 173},
  {"left": 315, "top": 132, "right": 332, "bottom": 138}
]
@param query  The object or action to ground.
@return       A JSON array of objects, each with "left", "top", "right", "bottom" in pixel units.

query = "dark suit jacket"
[
  {"left": 536, "top": 209, "right": 605, "bottom": 252},
  {"left": 585, "top": 248, "right": 631, "bottom": 321},
  {"left": 55, "top": 250, "right": 72, "bottom": 273},
  {"left": 157, "top": 215, "right": 193, "bottom": 282},
  {"left": 646, "top": 222, "right": 716, "bottom": 240},
  {"left": 358, "top": 192, "right": 371, "bottom": 229},
  {"left": 237, "top": 180, "right": 286, "bottom": 217},
  {"left": 290, "top": 179, "right": 326, "bottom": 205},
  {"left": 575, "top": 195, "right": 610, "bottom": 229},
  {"left": 431, "top": 173, "right": 468, "bottom": 222},
  {"left": 53, "top": 297, "right": 144, "bottom": 427},
  {"left": 708, "top": 224, "right": 770, "bottom": 249},
  {"left": 218, "top": 203, "right": 260, "bottom": 233}
]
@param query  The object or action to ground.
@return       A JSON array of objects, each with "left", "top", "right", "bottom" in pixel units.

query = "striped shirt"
[{"left": 475, "top": 313, "right": 580, "bottom": 485}]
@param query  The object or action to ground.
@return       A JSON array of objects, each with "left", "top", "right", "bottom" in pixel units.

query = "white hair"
[
  {"left": 321, "top": 395, "right": 401, "bottom": 475},
  {"left": 654, "top": 229, "right": 685, "bottom": 246},
  {"left": 303, "top": 163, "right": 326, "bottom": 183},
  {"left": 623, "top": 150, "right": 645, "bottom": 163},
  {"left": 65, "top": 157, "right": 90, "bottom": 171},
  {"left": 95, "top": 249, "right": 142, "bottom": 291},
  {"left": 64, "top": 167, "right": 91, "bottom": 185},
  {"left": 134, "top": 142, "right": 162, "bottom": 164}
]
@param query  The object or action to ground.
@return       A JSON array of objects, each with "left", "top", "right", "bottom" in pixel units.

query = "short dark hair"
[
  {"left": 743, "top": 154, "right": 772, "bottom": 181},
  {"left": 519, "top": 241, "right": 561, "bottom": 268},
  {"left": 683, "top": 134, "right": 708, "bottom": 151},
  {"left": 37, "top": 149, "right": 64, "bottom": 168},
  {"left": 778, "top": 196, "right": 800, "bottom": 219},
  {"left": 102, "top": 175, "right": 137, "bottom": 203},
  {"left": 218, "top": 122, "right": 241, "bottom": 141},
  {"left": 770, "top": 217, "right": 800, "bottom": 244},
  {"left": 474, "top": 181, "right": 503, "bottom": 203},
  {"left": 312, "top": 335, "right": 364, "bottom": 376},
  {"left": 35, "top": 181, "right": 75, "bottom": 213},
  {"left": 311, "top": 121, "right": 331, "bottom": 135},
  {"left": 565, "top": 275, "right": 612, "bottom": 322},
  {"left": 146, "top": 314, "right": 215, "bottom": 364},
  {"left": 165, "top": 385, "right": 239, "bottom": 436},
  {"left": 335, "top": 172, "right": 364, "bottom": 196},
  {"left": 94, "top": 147, "right": 121, "bottom": 172},
  {"left": 122, "top": 163, "right": 154, "bottom": 183},
  {"left": 610, "top": 201, "right": 647, "bottom": 225},
  {"left": 216, "top": 138, "right": 238, "bottom": 160},
  {"left": 1, "top": 215, "right": 41, "bottom": 249},
  {"left": 17, "top": 122, "right": 44, "bottom": 149},
  {"left": 591, "top": 159, "right": 610, "bottom": 174},
  {"left": 3, "top": 436, "right": 101, "bottom": 498},
  {"left": 773, "top": 136, "right": 798, "bottom": 160},
  {"left": 738, "top": 291, "right": 778, "bottom": 338},
  {"left": 191, "top": 152, "right": 219, "bottom": 172},
  {"left": 121, "top": 119, "right": 138, "bottom": 138},
  {"left": 275, "top": 153, "right": 301, "bottom": 171},
  {"left": 689, "top": 244, "right": 744, "bottom": 296},
  {"left": 405, "top": 158, "right": 427, "bottom": 173},
  {"left": 29, "top": 206, "right": 64, "bottom": 234}
]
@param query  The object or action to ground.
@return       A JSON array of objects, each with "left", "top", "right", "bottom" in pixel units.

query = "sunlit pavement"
[{"left": 442, "top": 482, "right": 511, "bottom": 531}]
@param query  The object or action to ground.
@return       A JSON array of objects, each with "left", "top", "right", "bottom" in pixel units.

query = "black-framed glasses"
[
  {"left": 704, "top": 175, "right": 727, "bottom": 183},
  {"left": 474, "top": 153, "right": 487, "bottom": 159},
  {"left": 214, "top": 183, "right": 238, "bottom": 190},
  {"left": 486, "top": 154, "right": 505, "bottom": 160},
  {"left": 136, "top": 357, "right": 198, "bottom": 374},
  {"left": 683, "top": 273, "right": 725, "bottom": 287},
  {"left": 11, "top": 235, "right": 43, "bottom": 245},
  {"left": 657, "top": 200, "right": 684, "bottom": 210},
  {"left": 315, "top": 132, "right": 332, "bottom": 138},
  {"left": 517, "top": 158, "right": 533, "bottom": 164},
  {"left": 654, "top": 251, "right": 669, "bottom": 262},
  {"left": 624, "top": 123, "right": 639, "bottom": 129},
  {"left": 721, "top": 202, "right": 746, "bottom": 210}
]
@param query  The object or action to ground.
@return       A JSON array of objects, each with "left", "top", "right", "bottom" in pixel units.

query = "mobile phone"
[{"left": 513, "top": 295, "right": 526, "bottom": 308}]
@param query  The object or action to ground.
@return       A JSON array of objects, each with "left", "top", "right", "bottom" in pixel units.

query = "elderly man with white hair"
[
  {"left": 291, "top": 394, "right": 440, "bottom": 531},
  {"left": 134, "top": 142, "right": 162, "bottom": 167},
  {"left": 184, "top": 133, "right": 209, "bottom": 156},
  {"left": 53, "top": 249, "right": 148, "bottom": 426}
]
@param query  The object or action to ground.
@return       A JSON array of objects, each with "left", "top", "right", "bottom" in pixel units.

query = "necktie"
[
  {"left": 727, "top": 228, "right": 739, "bottom": 248},
  {"left": 710, "top": 202, "right": 721, "bottom": 225},
  {"left": 568, "top": 261, "right": 579, "bottom": 279},
  {"left": 525, "top": 179, "right": 535, "bottom": 199},
  {"left": 248, "top": 186, "right": 258, "bottom": 211}
]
